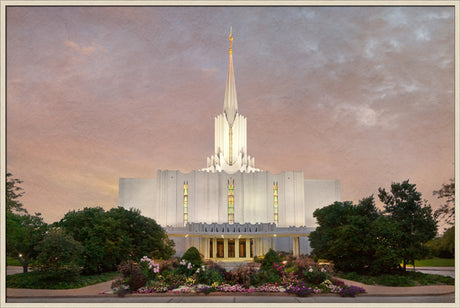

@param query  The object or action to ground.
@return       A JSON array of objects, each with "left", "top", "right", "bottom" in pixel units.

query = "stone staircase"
[{"left": 215, "top": 260, "right": 258, "bottom": 271}]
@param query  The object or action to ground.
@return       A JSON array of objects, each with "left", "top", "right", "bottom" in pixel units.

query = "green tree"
[
  {"left": 59, "top": 206, "right": 175, "bottom": 274},
  {"left": 105, "top": 207, "right": 175, "bottom": 261},
  {"left": 181, "top": 246, "right": 203, "bottom": 266},
  {"left": 6, "top": 211, "right": 48, "bottom": 273},
  {"left": 260, "top": 248, "right": 282, "bottom": 271},
  {"left": 310, "top": 197, "right": 398, "bottom": 274},
  {"left": 433, "top": 179, "right": 455, "bottom": 228},
  {"left": 35, "top": 229, "right": 84, "bottom": 281},
  {"left": 6, "top": 173, "right": 48, "bottom": 273},
  {"left": 378, "top": 180, "right": 438, "bottom": 271},
  {"left": 58, "top": 207, "right": 107, "bottom": 274},
  {"left": 6, "top": 173, "right": 27, "bottom": 213},
  {"left": 426, "top": 226, "right": 455, "bottom": 258}
]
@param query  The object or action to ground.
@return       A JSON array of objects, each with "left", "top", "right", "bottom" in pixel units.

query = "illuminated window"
[
  {"left": 273, "top": 181, "right": 278, "bottom": 225},
  {"left": 228, "top": 179, "right": 234, "bottom": 224},
  {"left": 183, "top": 181, "right": 188, "bottom": 226}
]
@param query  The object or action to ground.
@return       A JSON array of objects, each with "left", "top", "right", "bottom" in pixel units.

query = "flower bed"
[{"left": 106, "top": 254, "right": 366, "bottom": 298}]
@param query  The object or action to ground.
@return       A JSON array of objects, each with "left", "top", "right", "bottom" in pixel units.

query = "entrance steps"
[{"left": 213, "top": 259, "right": 258, "bottom": 271}]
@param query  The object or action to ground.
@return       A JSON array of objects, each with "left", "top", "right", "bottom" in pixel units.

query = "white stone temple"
[{"left": 119, "top": 30, "right": 340, "bottom": 261}]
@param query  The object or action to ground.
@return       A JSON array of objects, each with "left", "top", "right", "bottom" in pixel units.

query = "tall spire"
[{"left": 224, "top": 27, "right": 238, "bottom": 126}]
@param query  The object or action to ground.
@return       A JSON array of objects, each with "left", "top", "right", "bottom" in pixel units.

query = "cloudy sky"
[{"left": 6, "top": 5, "right": 455, "bottom": 226}]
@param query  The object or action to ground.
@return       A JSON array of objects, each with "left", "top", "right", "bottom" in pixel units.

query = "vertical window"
[
  {"left": 228, "top": 178, "right": 234, "bottom": 224},
  {"left": 273, "top": 181, "right": 278, "bottom": 225},
  {"left": 183, "top": 181, "right": 188, "bottom": 226},
  {"left": 228, "top": 127, "right": 233, "bottom": 165}
]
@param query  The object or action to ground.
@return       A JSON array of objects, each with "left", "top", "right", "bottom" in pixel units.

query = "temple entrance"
[
  {"left": 217, "top": 239, "right": 224, "bottom": 258},
  {"left": 228, "top": 239, "right": 235, "bottom": 258},
  {"left": 239, "top": 239, "right": 246, "bottom": 257},
  {"left": 209, "top": 239, "right": 213, "bottom": 258}
]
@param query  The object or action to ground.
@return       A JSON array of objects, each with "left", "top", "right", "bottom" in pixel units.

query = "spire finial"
[{"left": 229, "top": 27, "right": 233, "bottom": 54}]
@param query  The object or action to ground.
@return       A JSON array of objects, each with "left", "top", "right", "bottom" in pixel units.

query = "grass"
[
  {"left": 406, "top": 258, "right": 454, "bottom": 267},
  {"left": 7, "top": 256, "right": 22, "bottom": 266},
  {"left": 7, "top": 271, "right": 120, "bottom": 289},
  {"left": 338, "top": 271, "right": 455, "bottom": 287}
]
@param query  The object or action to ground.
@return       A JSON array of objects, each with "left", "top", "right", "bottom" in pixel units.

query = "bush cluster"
[{"left": 111, "top": 248, "right": 366, "bottom": 298}]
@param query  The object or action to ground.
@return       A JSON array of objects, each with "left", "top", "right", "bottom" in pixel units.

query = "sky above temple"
[{"left": 6, "top": 6, "right": 455, "bottom": 227}]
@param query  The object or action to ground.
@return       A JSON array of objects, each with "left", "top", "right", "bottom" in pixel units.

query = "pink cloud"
[{"left": 64, "top": 40, "right": 107, "bottom": 56}]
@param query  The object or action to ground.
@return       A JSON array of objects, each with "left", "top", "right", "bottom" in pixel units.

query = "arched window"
[{"left": 228, "top": 178, "right": 234, "bottom": 224}]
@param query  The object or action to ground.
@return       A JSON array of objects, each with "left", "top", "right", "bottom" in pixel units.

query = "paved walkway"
[
  {"left": 6, "top": 279, "right": 455, "bottom": 298},
  {"left": 6, "top": 266, "right": 455, "bottom": 298}
]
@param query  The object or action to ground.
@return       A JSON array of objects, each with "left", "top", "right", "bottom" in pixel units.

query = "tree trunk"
[
  {"left": 21, "top": 257, "right": 29, "bottom": 273},
  {"left": 403, "top": 259, "right": 406, "bottom": 271}
]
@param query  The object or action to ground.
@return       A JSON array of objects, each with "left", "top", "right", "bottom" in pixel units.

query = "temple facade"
[{"left": 119, "top": 30, "right": 340, "bottom": 260}]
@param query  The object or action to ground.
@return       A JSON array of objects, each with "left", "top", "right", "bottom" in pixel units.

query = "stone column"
[
  {"left": 212, "top": 238, "right": 217, "bottom": 260},
  {"left": 235, "top": 238, "right": 239, "bottom": 259},
  {"left": 224, "top": 238, "right": 228, "bottom": 259},
  {"left": 255, "top": 238, "right": 261, "bottom": 257},
  {"left": 204, "top": 238, "right": 209, "bottom": 259},
  {"left": 293, "top": 237, "right": 299, "bottom": 257},
  {"left": 246, "top": 238, "right": 250, "bottom": 259}
]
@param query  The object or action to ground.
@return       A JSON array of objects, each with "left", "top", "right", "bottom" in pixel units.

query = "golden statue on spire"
[{"left": 229, "top": 27, "right": 233, "bottom": 54}]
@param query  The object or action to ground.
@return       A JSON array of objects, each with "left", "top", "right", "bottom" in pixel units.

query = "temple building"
[{"left": 119, "top": 30, "right": 340, "bottom": 261}]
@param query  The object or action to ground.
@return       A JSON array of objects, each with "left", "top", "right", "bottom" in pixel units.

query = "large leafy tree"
[
  {"left": 310, "top": 196, "right": 398, "bottom": 274},
  {"left": 433, "top": 178, "right": 455, "bottom": 228},
  {"left": 35, "top": 228, "right": 84, "bottom": 281},
  {"left": 6, "top": 173, "right": 48, "bottom": 273},
  {"left": 426, "top": 226, "right": 455, "bottom": 258},
  {"left": 6, "top": 173, "right": 27, "bottom": 213},
  {"left": 378, "top": 180, "right": 437, "bottom": 271},
  {"left": 7, "top": 212, "right": 48, "bottom": 273},
  {"left": 59, "top": 206, "right": 175, "bottom": 274},
  {"left": 58, "top": 207, "right": 107, "bottom": 274}
]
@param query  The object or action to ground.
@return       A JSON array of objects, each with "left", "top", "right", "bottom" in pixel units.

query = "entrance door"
[
  {"left": 239, "top": 239, "right": 246, "bottom": 257},
  {"left": 217, "top": 239, "right": 224, "bottom": 258},
  {"left": 209, "top": 239, "right": 213, "bottom": 258},
  {"left": 228, "top": 239, "right": 235, "bottom": 258}
]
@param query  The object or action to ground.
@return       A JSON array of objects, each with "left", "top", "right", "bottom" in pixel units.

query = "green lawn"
[
  {"left": 7, "top": 271, "right": 120, "bottom": 289},
  {"left": 339, "top": 271, "right": 454, "bottom": 287},
  {"left": 406, "top": 258, "right": 454, "bottom": 267},
  {"left": 6, "top": 256, "right": 22, "bottom": 266}
]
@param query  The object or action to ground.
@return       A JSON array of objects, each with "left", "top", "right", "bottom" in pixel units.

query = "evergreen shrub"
[
  {"left": 181, "top": 246, "right": 202, "bottom": 266},
  {"left": 260, "top": 248, "right": 282, "bottom": 271}
]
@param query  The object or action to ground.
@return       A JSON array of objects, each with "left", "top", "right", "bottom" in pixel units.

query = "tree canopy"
[
  {"left": 433, "top": 178, "right": 455, "bottom": 228},
  {"left": 6, "top": 173, "right": 27, "bottom": 214},
  {"left": 311, "top": 180, "right": 438, "bottom": 274},
  {"left": 310, "top": 197, "right": 399, "bottom": 274},
  {"left": 59, "top": 206, "right": 175, "bottom": 274},
  {"left": 6, "top": 173, "right": 48, "bottom": 272},
  {"left": 35, "top": 228, "right": 84, "bottom": 281},
  {"left": 378, "top": 180, "right": 437, "bottom": 270}
]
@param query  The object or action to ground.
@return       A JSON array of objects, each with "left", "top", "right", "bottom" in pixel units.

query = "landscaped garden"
[
  {"left": 6, "top": 175, "right": 455, "bottom": 298},
  {"left": 338, "top": 270, "right": 454, "bottom": 287},
  {"left": 103, "top": 247, "right": 366, "bottom": 297}
]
